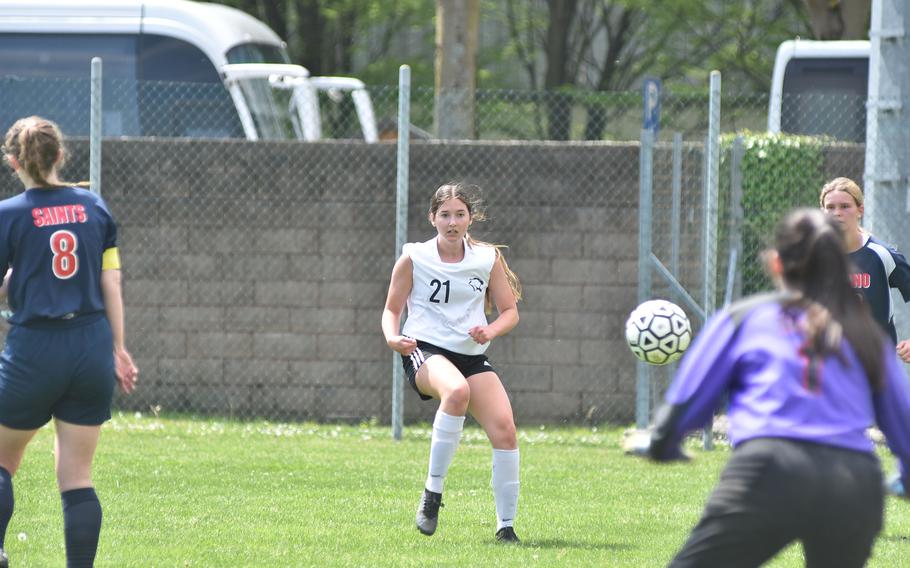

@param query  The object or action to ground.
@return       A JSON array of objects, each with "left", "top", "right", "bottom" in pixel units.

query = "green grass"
[{"left": 5, "top": 414, "right": 910, "bottom": 567}]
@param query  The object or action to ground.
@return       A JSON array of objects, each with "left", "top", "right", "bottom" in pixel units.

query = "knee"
[
  {"left": 490, "top": 420, "right": 517, "bottom": 449},
  {"left": 443, "top": 382, "right": 471, "bottom": 413}
]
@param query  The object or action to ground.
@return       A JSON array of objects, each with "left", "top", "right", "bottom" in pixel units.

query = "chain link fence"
[
  {"left": 0, "top": 73, "right": 885, "bottom": 426},
  {"left": 642, "top": 91, "right": 868, "bottom": 418}
]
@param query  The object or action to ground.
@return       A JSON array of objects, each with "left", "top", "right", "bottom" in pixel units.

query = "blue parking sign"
[{"left": 642, "top": 77, "right": 662, "bottom": 137}]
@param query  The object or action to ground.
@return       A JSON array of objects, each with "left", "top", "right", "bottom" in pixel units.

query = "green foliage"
[
  {"left": 719, "top": 131, "right": 828, "bottom": 298},
  {"left": 213, "top": 0, "right": 811, "bottom": 93}
]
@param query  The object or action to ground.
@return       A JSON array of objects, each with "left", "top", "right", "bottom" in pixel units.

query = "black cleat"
[
  {"left": 0, "top": 547, "right": 8, "bottom": 568},
  {"left": 495, "top": 526, "right": 520, "bottom": 544},
  {"left": 415, "top": 489, "right": 443, "bottom": 535}
]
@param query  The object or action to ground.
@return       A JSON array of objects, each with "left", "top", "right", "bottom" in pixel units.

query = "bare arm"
[
  {"left": 0, "top": 268, "right": 10, "bottom": 301},
  {"left": 101, "top": 269, "right": 138, "bottom": 393},
  {"left": 468, "top": 256, "right": 519, "bottom": 345},
  {"left": 381, "top": 254, "right": 417, "bottom": 356}
]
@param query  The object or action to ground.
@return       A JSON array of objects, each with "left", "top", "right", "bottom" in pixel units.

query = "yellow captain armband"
[{"left": 102, "top": 247, "right": 121, "bottom": 270}]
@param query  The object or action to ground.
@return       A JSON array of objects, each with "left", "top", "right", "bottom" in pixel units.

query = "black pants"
[{"left": 669, "top": 438, "right": 883, "bottom": 568}]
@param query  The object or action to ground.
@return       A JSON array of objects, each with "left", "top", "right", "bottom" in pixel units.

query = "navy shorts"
[
  {"left": 0, "top": 313, "right": 116, "bottom": 429},
  {"left": 401, "top": 340, "right": 496, "bottom": 401}
]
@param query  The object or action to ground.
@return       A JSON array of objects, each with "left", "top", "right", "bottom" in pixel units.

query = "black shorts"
[
  {"left": 669, "top": 437, "right": 883, "bottom": 568},
  {"left": 401, "top": 340, "right": 496, "bottom": 401}
]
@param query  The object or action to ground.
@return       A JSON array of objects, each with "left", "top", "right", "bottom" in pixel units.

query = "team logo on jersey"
[
  {"left": 850, "top": 272, "right": 871, "bottom": 289},
  {"left": 468, "top": 277, "right": 484, "bottom": 292}
]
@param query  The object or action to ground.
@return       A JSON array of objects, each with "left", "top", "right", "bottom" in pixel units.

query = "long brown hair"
[
  {"left": 429, "top": 182, "right": 522, "bottom": 311},
  {"left": 2, "top": 116, "right": 69, "bottom": 187},
  {"left": 775, "top": 208, "right": 885, "bottom": 390}
]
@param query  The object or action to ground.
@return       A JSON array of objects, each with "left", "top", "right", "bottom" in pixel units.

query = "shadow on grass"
[{"left": 516, "top": 539, "right": 635, "bottom": 551}]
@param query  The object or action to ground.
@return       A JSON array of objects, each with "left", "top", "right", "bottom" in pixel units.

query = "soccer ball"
[{"left": 625, "top": 300, "right": 692, "bottom": 365}]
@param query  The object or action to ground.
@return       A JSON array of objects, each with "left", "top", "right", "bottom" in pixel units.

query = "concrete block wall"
[{"left": 0, "top": 139, "right": 864, "bottom": 425}]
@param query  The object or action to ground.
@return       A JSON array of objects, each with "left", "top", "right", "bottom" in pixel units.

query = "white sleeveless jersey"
[{"left": 402, "top": 237, "right": 497, "bottom": 355}]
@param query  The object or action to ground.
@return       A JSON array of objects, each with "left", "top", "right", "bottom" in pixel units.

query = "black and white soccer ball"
[{"left": 625, "top": 300, "right": 692, "bottom": 365}]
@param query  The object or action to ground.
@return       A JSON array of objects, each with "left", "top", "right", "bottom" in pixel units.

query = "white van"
[
  {"left": 768, "top": 39, "right": 868, "bottom": 142},
  {"left": 0, "top": 0, "right": 377, "bottom": 142}
]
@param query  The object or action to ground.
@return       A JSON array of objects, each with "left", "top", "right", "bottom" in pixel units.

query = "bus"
[
  {"left": 768, "top": 39, "right": 868, "bottom": 142},
  {"left": 0, "top": 0, "right": 377, "bottom": 142}
]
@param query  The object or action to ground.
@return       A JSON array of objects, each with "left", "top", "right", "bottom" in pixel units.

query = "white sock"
[
  {"left": 492, "top": 448, "right": 520, "bottom": 530},
  {"left": 425, "top": 410, "right": 465, "bottom": 494}
]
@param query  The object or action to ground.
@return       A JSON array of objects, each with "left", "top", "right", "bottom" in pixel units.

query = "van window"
[
  {"left": 138, "top": 35, "right": 221, "bottom": 83},
  {"left": 136, "top": 79, "right": 244, "bottom": 139},
  {"left": 0, "top": 34, "right": 137, "bottom": 78},
  {"left": 0, "top": 34, "right": 300, "bottom": 140},
  {"left": 232, "top": 78, "right": 297, "bottom": 139},
  {"left": 134, "top": 34, "right": 243, "bottom": 137},
  {"left": 780, "top": 57, "right": 867, "bottom": 142},
  {"left": 0, "top": 34, "right": 140, "bottom": 136},
  {"left": 226, "top": 43, "right": 291, "bottom": 64}
]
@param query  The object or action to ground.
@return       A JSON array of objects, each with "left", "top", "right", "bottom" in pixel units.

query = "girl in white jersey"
[{"left": 382, "top": 182, "right": 522, "bottom": 543}]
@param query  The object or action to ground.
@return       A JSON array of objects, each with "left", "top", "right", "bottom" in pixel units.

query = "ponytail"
[
  {"left": 3, "top": 116, "right": 69, "bottom": 187},
  {"left": 465, "top": 233, "right": 522, "bottom": 313},
  {"left": 776, "top": 209, "right": 885, "bottom": 390}
]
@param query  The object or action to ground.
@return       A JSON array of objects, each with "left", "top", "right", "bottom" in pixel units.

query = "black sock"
[
  {"left": 0, "top": 467, "right": 12, "bottom": 549},
  {"left": 61, "top": 487, "right": 102, "bottom": 568}
]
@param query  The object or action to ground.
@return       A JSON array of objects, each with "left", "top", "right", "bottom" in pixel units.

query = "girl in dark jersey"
[
  {"left": 628, "top": 209, "right": 910, "bottom": 567},
  {"left": 820, "top": 177, "right": 910, "bottom": 361},
  {"left": 0, "top": 116, "right": 137, "bottom": 567}
]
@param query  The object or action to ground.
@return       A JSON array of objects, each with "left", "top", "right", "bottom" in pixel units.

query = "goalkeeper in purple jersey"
[
  {"left": 629, "top": 209, "right": 910, "bottom": 568},
  {"left": 0, "top": 116, "right": 138, "bottom": 568}
]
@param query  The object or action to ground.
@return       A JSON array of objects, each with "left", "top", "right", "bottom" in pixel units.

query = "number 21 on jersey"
[
  {"left": 429, "top": 279, "right": 450, "bottom": 303},
  {"left": 50, "top": 230, "right": 79, "bottom": 279}
]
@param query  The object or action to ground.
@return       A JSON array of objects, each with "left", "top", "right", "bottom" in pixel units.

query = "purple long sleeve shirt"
[{"left": 654, "top": 298, "right": 910, "bottom": 484}]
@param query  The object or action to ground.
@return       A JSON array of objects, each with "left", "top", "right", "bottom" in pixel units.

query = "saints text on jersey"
[{"left": 32, "top": 205, "right": 87, "bottom": 227}]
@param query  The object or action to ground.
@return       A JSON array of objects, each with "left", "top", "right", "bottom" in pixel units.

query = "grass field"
[{"left": 4, "top": 413, "right": 910, "bottom": 567}]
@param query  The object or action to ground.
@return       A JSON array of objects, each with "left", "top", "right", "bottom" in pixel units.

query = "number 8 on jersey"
[{"left": 50, "top": 230, "right": 79, "bottom": 279}]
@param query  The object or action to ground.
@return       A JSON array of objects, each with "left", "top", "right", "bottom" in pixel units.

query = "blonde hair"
[
  {"left": 2, "top": 116, "right": 67, "bottom": 187},
  {"left": 429, "top": 182, "right": 522, "bottom": 311},
  {"left": 819, "top": 177, "right": 863, "bottom": 208}
]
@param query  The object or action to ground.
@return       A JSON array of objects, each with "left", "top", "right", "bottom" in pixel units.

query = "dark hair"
[
  {"left": 775, "top": 208, "right": 884, "bottom": 390},
  {"left": 2, "top": 116, "right": 67, "bottom": 187},
  {"left": 429, "top": 182, "right": 522, "bottom": 309}
]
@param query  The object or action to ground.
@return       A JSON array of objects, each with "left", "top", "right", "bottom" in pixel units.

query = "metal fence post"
[
  {"left": 392, "top": 65, "right": 411, "bottom": 441},
  {"left": 866, "top": 0, "right": 910, "bottom": 344},
  {"left": 726, "top": 136, "right": 745, "bottom": 307},
  {"left": 90, "top": 57, "right": 102, "bottom": 196},
  {"left": 701, "top": 70, "right": 722, "bottom": 450},
  {"left": 636, "top": 128, "right": 654, "bottom": 429},
  {"left": 671, "top": 132, "right": 682, "bottom": 278}
]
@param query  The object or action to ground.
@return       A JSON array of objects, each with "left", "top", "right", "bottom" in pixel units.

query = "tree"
[
  {"left": 214, "top": 0, "right": 432, "bottom": 80},
  {"left": 804, "top": 0, "right": 871, "bottom": 40},
  {"left": 499, "top": 0, "right": 811, "bottom": 139},
  {"left": 435, "top": 0, "right": 480, "bottom": 139}
]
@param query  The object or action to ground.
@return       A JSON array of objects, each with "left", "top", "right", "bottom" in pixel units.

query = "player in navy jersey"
[
  {"left": 626, "top": 209, "right": 910, "bottom": 567},
  {"left": 0, "top": 116, "right": 137, "bottom": 568},
  {"left": 820, "top": 177, "right": 910, "bottom": 361},
  {"left": 382, "top": 182, "right": 523, "bottom": 543}
]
